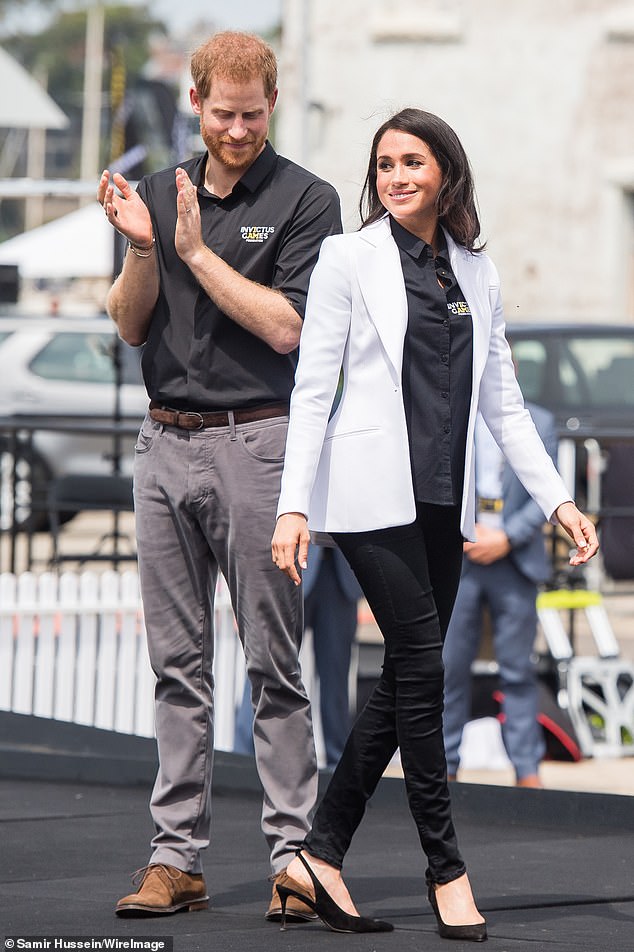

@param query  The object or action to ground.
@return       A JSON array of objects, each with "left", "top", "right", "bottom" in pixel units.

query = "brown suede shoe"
[
  {"left": 265, "top": 869, "right": 318, "bottom": 922},
  {"left": 115, "top": 863, "right": 209, "bottom": 917},
  {"left": 516, "top": 774, "right": 543, "bottom": 789}
]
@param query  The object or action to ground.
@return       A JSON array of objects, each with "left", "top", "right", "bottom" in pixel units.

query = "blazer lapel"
[
  {"left": 446, "top": 232, "right": 491, "bottom": 378},
  {"left": 354, "top": 222, "right": 491, "bottom": 385},
  {"left": 355, "top": 218, "right": 408, "bottom": 382}
]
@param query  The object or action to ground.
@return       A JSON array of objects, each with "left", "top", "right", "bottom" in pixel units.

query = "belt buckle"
[{"left": 181, "top": 411, "right": 205, "bottom": 430}]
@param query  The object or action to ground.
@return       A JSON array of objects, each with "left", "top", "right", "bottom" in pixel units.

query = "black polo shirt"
[
  {"left": 391, "top": 217, "right": 473, "bottom": 506},
  {"left": 137, "top": 141, "right": 342, "bottom": 411}
]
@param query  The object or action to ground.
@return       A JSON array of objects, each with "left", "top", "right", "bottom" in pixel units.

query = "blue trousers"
[{"left": 442, "top": 557, "right": 545, "bottom": 780}]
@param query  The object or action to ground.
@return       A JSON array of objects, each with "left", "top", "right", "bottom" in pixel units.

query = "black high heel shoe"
[
  {"left": 276, "top": 851, "right": 393, "bottom": 934},
  {"left": 427, "top": 879, "right": 487, "bottom": 942}
]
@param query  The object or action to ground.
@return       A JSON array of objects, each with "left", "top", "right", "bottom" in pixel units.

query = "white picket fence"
[
  {"left": 0, "top": 570, "right": 326, "bottom": 759},
  {"left": 0, "top": 570, "right": 247, "bottom": 749}
]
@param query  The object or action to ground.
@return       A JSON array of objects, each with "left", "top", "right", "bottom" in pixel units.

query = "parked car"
[
  {"left": 507, "top": 322, "right": 634, "bottom": 437},
  {"left": 506, "top": 322, "right": 634, "bottom": 580},
  {"left": 0, "top": 315, "right": 147, "bottom": 531}
]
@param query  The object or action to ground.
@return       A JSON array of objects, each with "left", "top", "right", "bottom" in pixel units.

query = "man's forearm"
[
  {"left": 184, "top": 245, "right": 302, "bottom": 354},
  {"left": 107, "top": 249, "right": 160, "bottom": 346}
]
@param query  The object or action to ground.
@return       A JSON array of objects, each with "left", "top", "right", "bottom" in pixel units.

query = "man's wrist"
[
  {"left": 128, "top": 236, "right": 156, "bottom": 257},
  {"left": 181, "top": 242, "right": 211, "bottom": 270}
]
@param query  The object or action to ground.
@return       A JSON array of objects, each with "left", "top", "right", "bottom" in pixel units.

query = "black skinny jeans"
[{"left": 304, "top": 502, "right": 466, "bottom": 885}]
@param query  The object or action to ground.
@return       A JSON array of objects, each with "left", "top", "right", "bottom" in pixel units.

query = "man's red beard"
[{"left": 200, "top": 117, "right": 266, "bottom": 171}]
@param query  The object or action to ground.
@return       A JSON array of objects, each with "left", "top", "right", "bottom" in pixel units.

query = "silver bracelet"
[{"left": 128, "top": 236, "right": 155, "bottom": 257}]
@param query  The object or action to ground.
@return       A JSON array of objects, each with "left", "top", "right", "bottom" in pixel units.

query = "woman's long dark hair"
[{"left": 359, "top": 108, "right": 485, "bottom": 252}]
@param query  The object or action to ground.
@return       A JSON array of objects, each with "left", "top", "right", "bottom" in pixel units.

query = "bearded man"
[{"left": 97, "top": 30, "right": 341, "bottom": 920}]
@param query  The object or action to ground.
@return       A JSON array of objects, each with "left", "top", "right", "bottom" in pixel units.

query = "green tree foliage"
[
  {"left": 1, "top": 4, "right": 170, "bottom": 177},
  {"left": 3, "top": 4, "right": 166, "bottom": 120}
]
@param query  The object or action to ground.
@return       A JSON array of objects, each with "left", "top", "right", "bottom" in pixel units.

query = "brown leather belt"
[{"left": 149, "top": 400, "right": 289, "bottom": 430}]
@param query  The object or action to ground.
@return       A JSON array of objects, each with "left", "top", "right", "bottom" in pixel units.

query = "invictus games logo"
[
  {"left": 447, "top": 300, "right": 471, "bottom": 317},
  {"left": 241, "top": 225, "right": 275, "bottom": 243}
]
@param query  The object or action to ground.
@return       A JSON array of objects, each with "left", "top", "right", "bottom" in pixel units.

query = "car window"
[
  {"left": 118, "top": 340, "right": 144, "bottom": 386},
  {"left": 512, "top": 339, "right": 547, "bottom": 403},
  {"left": 29, "top": 332, "right": 142, "bottom": 386},
  {"left": 565, "top": 338, "right": 634, "bottom": 408},
  {"left": 511, "top": 331, "right": 634, "bottom": 413},
  {"left": 29, "top": 332, "right": 118, "bottom": 384},
  {"left": 558, "top": 346, "right": 589, "bottom": 407}
]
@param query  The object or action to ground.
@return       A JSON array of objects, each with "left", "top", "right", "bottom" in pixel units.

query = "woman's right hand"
[
  {"left": 554, "top": 501, "right": 599, "bottom": 565},
  {"left": 271, "top": 512, "right": 310, "bottom": 586}
]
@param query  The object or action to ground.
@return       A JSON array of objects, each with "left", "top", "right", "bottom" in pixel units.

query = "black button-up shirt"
[
  {"left": 137, "top": 142, "right": 342, "bottom": 411},
  {"left": 391, "top": 217, "right": 473, "bottom": 506}
]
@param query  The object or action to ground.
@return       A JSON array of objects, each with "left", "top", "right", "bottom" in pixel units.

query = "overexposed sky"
[
  {"left": 0, "top": 1, "right": 282, "bottom": 38},
  {"left": 151, "top": 0, "right": 282, "bottom": 35}
]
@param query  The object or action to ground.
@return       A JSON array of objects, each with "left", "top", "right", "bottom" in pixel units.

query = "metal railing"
[
  {"left": 0, "top": 413, "right": 141, "bottom": 573},
  {"left": 2, "top": 415, "right": 634, "bottom": 580}
]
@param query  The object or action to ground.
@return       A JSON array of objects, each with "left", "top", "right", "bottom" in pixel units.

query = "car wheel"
[{"left": 0, "top": 441, "right": 52, "bottom": 533}]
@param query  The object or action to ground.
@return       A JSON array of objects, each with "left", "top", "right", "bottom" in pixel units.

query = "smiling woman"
[
  {"left": 271, "top": 106, "right": 598, "bottom": 943},
  {"left": 359, "top": 108, "right": 484, "bottom": 253},
  {"left": 375, "top": 132, "right": 444, "bottom": 245}
]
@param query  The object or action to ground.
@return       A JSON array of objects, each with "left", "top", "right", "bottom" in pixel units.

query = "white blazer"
[{"left": 277, "top": 216, "right": 571, "bottom": 541}]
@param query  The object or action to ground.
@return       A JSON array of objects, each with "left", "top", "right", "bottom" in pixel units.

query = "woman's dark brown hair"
[{"left": 359, "top": 108, "right": 485, "bottom": 252}]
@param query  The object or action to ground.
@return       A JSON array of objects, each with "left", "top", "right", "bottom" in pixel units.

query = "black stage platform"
[{"left": 1, "top": 715, "right": 633, "bottom": 951}]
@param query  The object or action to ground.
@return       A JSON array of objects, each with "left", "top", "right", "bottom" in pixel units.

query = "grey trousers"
[{"left": 133, "top": 412, "right": 318, "bottom": 875}]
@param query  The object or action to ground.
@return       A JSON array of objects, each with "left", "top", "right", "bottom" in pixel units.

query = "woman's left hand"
[
  {"left": 555, "top": 501, "right": 599, "bottom": 565},
  {"left": 271, "top": 512, "right": 310, "bottom": 586}
]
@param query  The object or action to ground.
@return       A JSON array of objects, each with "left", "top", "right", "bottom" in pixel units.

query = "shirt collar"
[
  {"left": 194, "top": 140, "right": 277, "bottom": 198},
  {"left": 237, "top": 140, "right": 277, "bottom": 193},
  {"left": 389, "top": 215, "right": 448, "bottom": 261},
  {"left": 190, "top": 152, "right": 208, "bottom": 188}
]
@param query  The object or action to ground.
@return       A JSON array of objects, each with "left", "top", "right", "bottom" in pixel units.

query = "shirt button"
[
  {"left": 441, "top": 353, "right": 448, "bottom": 363},
  {"left": 441, "top": 391, "right": 448, "bottom": 399},
  {"left": 443, "top": 319, "right": 449, "bottom": 327},
  {"left": 444, "top": 425, "right": 451, "bottom": 434}
]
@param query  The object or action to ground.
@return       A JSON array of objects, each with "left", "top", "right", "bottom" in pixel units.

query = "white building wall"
[{"left": 277, "top": 0, "right": 634, "bottom": 321}]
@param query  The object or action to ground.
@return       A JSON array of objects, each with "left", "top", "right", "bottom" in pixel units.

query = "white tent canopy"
[
  {"left": 0, "top": 46, "right": 68, "bottom": 130},
  {"left": 0, "top": 202, "right": 114, "bottom": 279}
]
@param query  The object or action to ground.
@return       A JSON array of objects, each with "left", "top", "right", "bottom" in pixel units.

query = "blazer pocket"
[{"left": 324, "top": 426, "right": 380, "bottom": 443}]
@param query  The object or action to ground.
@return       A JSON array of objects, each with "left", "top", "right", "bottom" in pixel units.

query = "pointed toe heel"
[
  {"left": 276, "top": 852, "right": 393, "bottom": 934},
  {"left": 428, "top": 882, "right": 487, "bottom": 942}
]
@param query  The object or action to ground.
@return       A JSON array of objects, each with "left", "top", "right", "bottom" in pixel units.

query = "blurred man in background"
[{"left": 443, "top": 405, "right": 559, "bottom": 788}]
